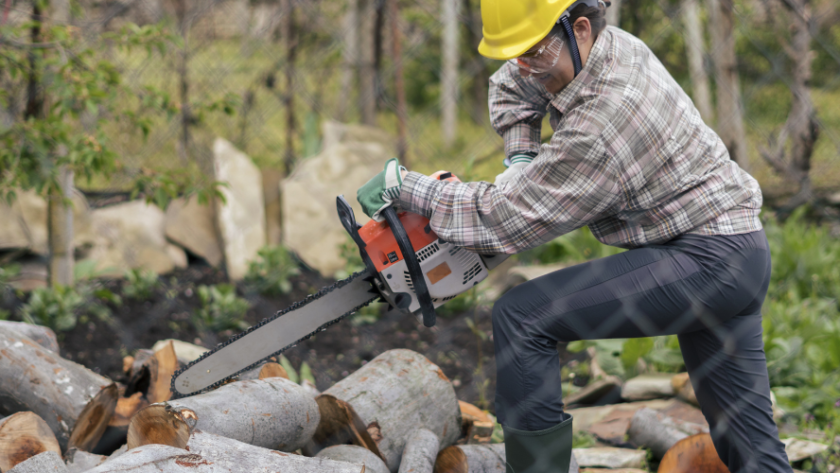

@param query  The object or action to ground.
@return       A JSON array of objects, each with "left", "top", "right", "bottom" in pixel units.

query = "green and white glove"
[
  {"left": 494, "top": 153, "right": 535, "bottom": 189},
  {"left": 357, "top": 158, "right": 406, "bottom": 222}
]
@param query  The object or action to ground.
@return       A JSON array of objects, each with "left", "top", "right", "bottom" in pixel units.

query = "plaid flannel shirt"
[{"left": 398, "top": 27, "right": 762, "bottom": 254}]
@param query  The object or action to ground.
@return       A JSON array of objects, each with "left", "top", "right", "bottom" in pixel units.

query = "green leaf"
[
  {"left": 621, "top": 337, "right": 654, "bottom": 371},
  {"left": 279, "top": 355, "right": 299, "bottom": 384}
]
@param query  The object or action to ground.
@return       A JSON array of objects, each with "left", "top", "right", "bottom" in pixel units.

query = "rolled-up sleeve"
[
  {"left": 489, "top": 62, "right": 552, "bottom": 157},
  {"left": 399, "top": 130, "right": 622, "bottom": 254}
]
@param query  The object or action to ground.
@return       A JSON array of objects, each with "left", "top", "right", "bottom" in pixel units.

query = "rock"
[
  {"left": 150, "top": 339, "right": 208, "bottom": 365},
  {"left": 80, "top": 200, "right": 176, "bottom": 276},
  {"left": 565, "top": 376, "right": 623, "bottom": 406},
  {"left": 572, "top": 447, "right": 647, "bottom": 470},
  {"left": 164, "top": 196, "right": 223, "bottom": 267},
  {"left": 781, "top": 437, "right": 829, "bottom": 462},
  {"left": 166, "top": 243, "right": 188, "bottom": 269},
  {"left": 0, "top": 189, "right": 92, "bottom": 254},
  {"left": 626, "top": 408, "right": 694, "bottom": 458},
  {"left": 568, "top": 399, "right": 707, "bottom": 445},
  {"left": 7, "top": 260, "right": 47, "bottom": 291},
  {"left": 213, "top": 138, "right": 266, "bottom": 281},
  {"left": 282, "top": 121, "right": 396, "bottom": 277},
  {"left": 671, "top": 373, "right": 698, "bottom": 406},
  {"left": 621, "top": 373, "right": 675, "bottom": 401}
]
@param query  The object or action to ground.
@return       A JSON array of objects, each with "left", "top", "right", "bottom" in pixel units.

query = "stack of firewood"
[{"left": 0, "top": 321, "right": 506, "bottom": 473}]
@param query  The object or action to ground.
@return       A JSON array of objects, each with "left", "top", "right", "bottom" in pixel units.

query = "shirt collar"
[{"left": 549, "top": 27, "right": 613, "bottom": 114}]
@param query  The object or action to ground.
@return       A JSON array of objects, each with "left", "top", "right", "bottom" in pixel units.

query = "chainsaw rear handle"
[{"left": 382, "top": 206, "right": 436, "bottom": 327}]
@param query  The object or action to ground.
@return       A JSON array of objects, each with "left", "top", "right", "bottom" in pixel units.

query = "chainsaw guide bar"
[{"left": 170, "top": 268, "right": 378, "bottom": 398}]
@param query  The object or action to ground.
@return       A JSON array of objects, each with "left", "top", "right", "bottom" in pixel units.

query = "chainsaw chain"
[{"left": 170, "top": 269, "right": 377, "bottom": 398}]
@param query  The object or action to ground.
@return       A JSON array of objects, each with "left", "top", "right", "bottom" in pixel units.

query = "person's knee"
[{"left": 492, "top": 290, "right": 526, "bottom": 336}]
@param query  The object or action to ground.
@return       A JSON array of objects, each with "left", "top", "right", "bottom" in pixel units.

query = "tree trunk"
[
  {"left": 397, "top": 428, "right": 439, "bottom": 473},
  {"left": 316, "top": 445, "right": 389, "bottom": 473},
  {"left": 0, "top": 321, "right": 59, "bottom": 352},
  {"left": 359, "top": 0, "right": 377, "bottom": 125},
  {"left": 681, "top": 0, "right": 713, "bottom": 123},
  {"left": 388, "top": 0, "right": 408, "bottom": 163},
  {"left": 707, "top": 0, "right": 749, "bottom": 171},
  {"left": 51, "top": 0, "right": 70, "bottom": 24},
  {"left": 0, "top": 411, "right": 61, "bottom": 472},
  {"left": 306, "top": 349, "right": 461, "bottom": 472},
  {"left": 175, "top": 0, "right": 192, "bottom": 165},
  {"left": 337, "top": 0, "right": 360, "bottom": 122},
  {"left": 127, "top": 378, "right": 319, "bottom": 451},
  {"left": 0, "top": 331, "right": 118, "bottom": 452},
  {"left": 6, "top": 451, "right": 66, "bottom": 473},
  {"left": 281, "top": 0, "right": 297, "bottom": 174},
  {"left": 462, "top": 0, "right": 488, "bottom": 125},
  {"left": 65, "top": 448, "right": 108, "bottom": 472},
  {"left": 606, "top": 0, "right": 621, "bottom": 27},
  {"left": 759, "top": 0, "right": 819, "bottom": 209},
  {"left": 373, "top": 0, "right": 386, "bottom": 111},
  {"left": 441, "top": 0, "right": 460, "bottom": 148},
  {"left": 48, "top": 166, "right": 74, "bottom": 287}
]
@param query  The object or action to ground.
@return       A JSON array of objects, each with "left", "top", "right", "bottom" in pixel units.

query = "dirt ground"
[{"left": 6, "top": 264, "right": 505, "bottom": 412}]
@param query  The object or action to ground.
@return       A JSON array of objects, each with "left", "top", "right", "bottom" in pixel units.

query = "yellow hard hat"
[{"left": 478, "top": 0, "right": 597, "bottom": 60}]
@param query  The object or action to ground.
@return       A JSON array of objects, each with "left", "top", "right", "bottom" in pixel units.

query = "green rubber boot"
[{"left": 503, "top": 415, "right": 574, "bottom": 473}]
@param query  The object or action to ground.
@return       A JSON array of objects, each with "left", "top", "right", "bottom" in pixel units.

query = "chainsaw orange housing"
[{"left": 358, "top": 170, "right": 460, "bottom": 273}]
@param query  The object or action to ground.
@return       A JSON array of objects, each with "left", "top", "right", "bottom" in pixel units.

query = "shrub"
[
  {"left": 193, "top": 284, "right": 250, "bottom": 332},
  {"left": 21, "top": 285, "right": 86, "bottom": 332},
  {"left": 245, "top": 245, "right": 300, "bottom": 295},
  {"left": 122, "top": 268, "right": 160, "bottom": 300}
]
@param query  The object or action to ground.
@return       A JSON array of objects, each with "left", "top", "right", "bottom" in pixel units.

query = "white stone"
[
  {"left": 622, "top": 373, "right": 676, "bottom": 401},
  {"left": 781, "top": 437, "right": 828, "bottom": 462},
  {"left": 282, "top": 121, "right": 396, "bottom": 277},
  {"left": 213, "top": 138, "right": 266, "bottom": 281},
  {"left": 164, "top": 196, "right": 222, "bottom": 267},
  {"left": 0, "top": 189, "right": 92, "bottom": 254},
  {"left": 572, "top": 447, "right": 647, "bottom": 470}
]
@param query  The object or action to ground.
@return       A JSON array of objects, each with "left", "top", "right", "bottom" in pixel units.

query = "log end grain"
[
  {"left": 657, "top": 433, "right": 728, "bottom": 473},
  {"left": 303, "top": 394, "right": 384, "bottom": 461},
  {"left": 258, "top": 362, "right": 289, "bottom": 380},
  {"left": 433, "top": 445, "right": 468, "bottom": 473},
  {"left": 148, "top": 341, "right": 178, "bottom": 404},
  {"left": 126, "top": 404, "right": 192, "bottom": 451},
  {"left": 68, "top": 383, "right": 119, "bottom": 453},
  {"left": 0, "top": 411, "right": 61, "bottom": 472},
  {"left": 109, "top": 392, "right": 149, "bottom": 428}
]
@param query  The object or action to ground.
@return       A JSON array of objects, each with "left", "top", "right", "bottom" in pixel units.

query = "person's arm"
[
  {"left": 398, "top": 129, "right": 622, "bottom": 254},
  {"left": 488, "top": 61, "right": 553, "bottom": 160}
]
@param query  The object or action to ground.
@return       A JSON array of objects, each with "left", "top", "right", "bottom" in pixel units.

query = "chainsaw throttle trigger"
[{"left": 382, "top": 206, "right": 436, "bottom": 327}]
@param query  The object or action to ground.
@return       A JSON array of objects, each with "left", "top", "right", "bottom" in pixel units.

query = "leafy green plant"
[
  {"left": 335, "top": 236, "right": 366, "bottom": 280},
  {"left": 517, "top": 226, "right": 625, "bottom": 266},
  {"left": 0, "top": 264, "right": 20, "bottom": 289},
  {"left": 193, "top": 284, "right": 251, "bottom": 332},
  {"left": 19, "top": 285, "right": 111, "bottom": 332},
  {"left": 122, "top": 269, "right": 160, "bottom": 300},
  {"left": 245, "top": 245, "right": 300, "bottom": 295}
]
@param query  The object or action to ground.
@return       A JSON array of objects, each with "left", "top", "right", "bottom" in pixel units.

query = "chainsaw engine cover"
[{"left": 358, "top": 212, "right": 489, "bottom": 313}]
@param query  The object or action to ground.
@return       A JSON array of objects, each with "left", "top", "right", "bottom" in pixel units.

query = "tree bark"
[
  {"left": 281, "top": 0, "right": 297, "bottom": 174},
  {"left": 65, "top": 448, "right": 107, "bottom": 472},
  {"left": 316, "top": 444, "right": 389, "bottom": 473},
  {"left": 627, "top": 408, "right": 689, "bottom": 459},
  {"left": 462, "top": 0, "right": 488, "bottom": 125},
  {"left": 359, "top": 0, "right": 377, "bottom": 125},
  {"left": 6, "top": 450, "right": 66, "bottom": 473},
  {"left": 388, "top": 0, "right": 408, "bottom": 163},
  {"left": 48, "top": 166, "right": 74, "bottom": 287},
  {"left": 302, "top": 394, "right": 383, "bottom": 459},
  {"left": 0, "top": 321, "right": 58, "bottom": 353},
  {"left": 0, "top": 411, "right": 61, "bottom": 472},
  {"left": 681, "top": 0, "right": 713, "bottom": 123},
  {"left": 84, "top": 444, "right": 212, "bottom": 473},
  {"left": 707, "top": 0, "right": 750, "bottom": 171},
  {"left": 0, "top": 331, "right": 118, "bottom": 452},
  {"left": 306, "top": 349, "right": 461, "bottom": 472},
  {"left": 174, "top": 0, "right": 192, "bottom": 165},
  {"left": 127, "top": 378, "right": 319, "bottom": 451},
  {"left": 397, "top": 428, "right": 439, "bottom": 473},
  {"left": 441, "top": 0, "right": 460, "bottom": 148},
  {"left": 337, "top": 0, "right": 360, "bottom": 122}
]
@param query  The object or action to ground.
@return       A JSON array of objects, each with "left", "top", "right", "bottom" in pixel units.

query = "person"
[{"left": 357, "top": 0, "right": 792, "bottom": 472}]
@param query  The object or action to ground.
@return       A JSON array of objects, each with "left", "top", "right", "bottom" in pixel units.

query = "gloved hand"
[
  {"left": 494, "top": 154, "right": 535, "bottom": 189},
  {"left": 357, "top": 158, "right": 406, "bottom": 222}
]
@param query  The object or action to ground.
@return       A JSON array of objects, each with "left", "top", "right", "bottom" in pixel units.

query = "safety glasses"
[{"left": 509, "top": 34, "right": 565, "bottom": 75}]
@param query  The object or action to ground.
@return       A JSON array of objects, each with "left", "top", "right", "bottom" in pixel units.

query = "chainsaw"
[{"left": 171, "top": 172, "right": 507, "bottom": 397}]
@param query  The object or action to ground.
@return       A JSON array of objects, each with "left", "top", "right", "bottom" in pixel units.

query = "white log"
[
  {"left": 83, "top": 444, "right": 212, "bottom": 473},
  {"left": 0, "top": 411, "right": 61, "bottom": 471},
  {"left": 316, "top": 444, "right": 388, "bottom": 473},
  {"left": 313, "top": 349, "right": 461, "bottom": 472},
  {"left": 398, "top": 428, "right": 439, "bottom": 473},
  {"left": 7, "top": 451, "right": 67, "bottom": 473},
  {"left": 187, "top": 430, "right": 364, "bottom": 473},
  {"left": 64, "top": 448, "right": 107, "bottom": 473},
  {"left": 134, "top": 378, "right": 319, "bottom": 451},
  {"left": 626, "top": 407, "right": 689, "bottom": 458},
  {"left": 0, "top": 331, "right": 117, "bottom": 451},
  {"left": 0, "top": 321, "right": 58, "bottom": 352}
]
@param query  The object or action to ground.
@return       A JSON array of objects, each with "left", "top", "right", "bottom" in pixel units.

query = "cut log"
[
  {"left": 573, "top": 448, "right": 646, "bottom": 470},
  {"left": 301, "top": 379, "right": 321, "bottom": 397},
  {"left": 109, "top": 393, "right": 148, "bottom": 428},
  {"left": 64, "top": 448, "right": 107, "bottom": 472},
  {"left": 433, "top": 444, "right": 511, "bottom": 473},
  {"left": 657, "top": 433, "right": 728, "bottom": 473},
  {"left": 129, "top": 378, "right": 318, "bottom": 451},
  {"left": 621, "top": 374, "right": 675, "bottom": 401},
  {"left": 126, "top": 404, "right": 194, "bottom": 450},
  {"left": 0, "top": 331, "right": 118, "bottom": 451},
  {"left": 626, "top": 408, "right": 689, "bottom": 459},
  {"left": 398, "top": 428, "right": 439, "bottom": 473},
  {"left": 316, "top": 444, "right": 389, "bottom": 473},
  {"left": 237, "top": 361, "right": 288, "bottom": 381},
  {"left": 150, "top": 340, "right": 207, "bottom": 366},
  {"left": 309, "top": 349, "right": 461, "bottom": 472},
  {"left": 0, "top": 321, "right": 59, "bottom": 353},
  {"left": 147, "top": 341, "right": 178, "bottom": 404},
  {"left": 83, "top": 444, "right": 212, "bottom": 473},
  {"left": 7, "top": 450, "right": 67, "bottom": 473},
  {"left": 124, "top": 350, "right": 155, "bottom": 398},
  {"left": 301, "top": 394, "right": 383, "bottom": 459},
  {"left": 0, "top": 411, "right": 61, "bottom": 472}
]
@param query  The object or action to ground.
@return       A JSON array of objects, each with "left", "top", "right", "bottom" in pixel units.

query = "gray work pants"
[{"left": 492, "top": 230, "right": 792, "bottom": 473}]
